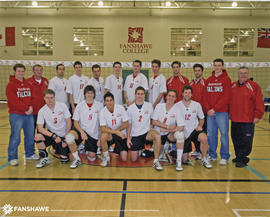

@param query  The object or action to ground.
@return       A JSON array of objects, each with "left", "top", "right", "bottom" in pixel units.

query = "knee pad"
[
  {"left": 65, "top": 132, "right": 75, "bottom": 145},
  {"left": 174, "top": 131, "right": 184, "bottom": 143},
  {"left": 61, "top": 146, "right": 70, "bottom": 157}
]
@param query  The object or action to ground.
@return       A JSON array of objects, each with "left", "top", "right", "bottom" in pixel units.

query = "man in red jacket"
[
  {"left": 166, "top": 61, "right": 189, "bottom": 103},
  {"left": 26, "top": 64, "right": 48, "bottom": 131},
  {"left": 6, "top": 64, "right": 39, "bottom": 166},
  {"left": 204, "top": 59, "right": 231, "bottom": 165},
  {"left": 230, "top": 66, "right": 264, "bottom": 167}
]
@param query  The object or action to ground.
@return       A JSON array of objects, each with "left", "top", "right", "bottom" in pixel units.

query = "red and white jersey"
[
  {"left": 87, "top": 77, "right": 105, "bottom": 103},
  {"left": 73, "top": 100, "right": 103, "bottom": 140},
  {"left": 100, "top": 104, "right": 128, "bottom": 135},
  {"left": 166, "top": 74, "right": 189, "bottom": 103},
  {"left": 105, "top": 74, "right": 123, "bottom": 105},
  {"left": 149, "top": 74, "right": 167, "bottom": 105},
  {"left": 124, "top": 73, "right": 148, "bottom": 102},
  {"left": 176, "top": 100, "right": 204, "bottom": 138},
  {"left": 66, "top": 74, "right": 89, "bottom": 104},
  {"left": 127, "top": 102, "right": 153, "bottom": 137},
  {"left": 152, "top": 103, "right": 184, "bottom": 135},
  {"left": 37, "top": 102, "right": 71, "bottom": 137},
  {"left": 49, "top": 77, "right": 69, "bottom": 108}
]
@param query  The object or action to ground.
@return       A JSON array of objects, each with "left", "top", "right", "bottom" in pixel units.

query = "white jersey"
[
  {"left": 124, "top": 73, "right": 148, "bottom": 102},
  {"left": 87, "top": 77, "right": 105, "bottom": 103},
  {"left": 99, "top": 104, "right": 129, "bottom": 135},
  {"left": 104, "top": 74, "right": 123, "bottom": 105},
  {"left": 73, "top": 100, "right": 103, "bottom": 140},
  {"left": 37, "top": 102, "right": 71, "bottom": 137},
  {"left": 66, "top": 74, "right": 89, "bottom": 104},
  {"left": 176, "top": 100, "right": 204, "bottom": 138},
  {"left": 127, "top": 102, "right": 153, "bottom": 137},
  {"left": 152, "top": 103, "right": 184, "bottom": 136},
  {"left": 48, "top": 76, "right": 69, "bottom": 107},
  {"left": 149, "top": 74, "right": 167, "bottom": 105}
]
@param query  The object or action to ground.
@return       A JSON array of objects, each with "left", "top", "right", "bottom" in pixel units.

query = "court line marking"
[
  {"left": 255, "top": 126, "right": 270, "bottom": 131},
  {"left": 0, "top": 163, "right": 9, "bottom": 171},
  {"left": 251, "top": 158, "right": 270, "bottom": 160},
  {"left": 246, "top": 166, "right": 270, "bottom": 184},
  {"left": 0, "top": 189, "right": 269, "bottom": 194},
  {"left": 50, "top": 209, "right": 159, "bottom": 212},
  {"left": 232, "top": 209, "right": 270, "bottom": 217},
  {"left": 120, "top": 180, "right": 127, "bottom": 217}
]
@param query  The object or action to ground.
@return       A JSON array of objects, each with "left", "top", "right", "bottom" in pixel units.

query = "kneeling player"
[
  {"left": 127, "top": 86, "right": 163, "bottom": 171},
  {"left": 99, "top": 92, "right": 129, "bottom": 167},
  {"left": 176, "top": 86, "right": 212, "bottom": 168},
  {"left": 35, "top": 89, "right": 71, "bottom": 168},
  {"left": 65, "top": 85, "right": 103, "bottom": 168},
  {"left": 152, "top": 89, "right": 185, "bottom": 171}
]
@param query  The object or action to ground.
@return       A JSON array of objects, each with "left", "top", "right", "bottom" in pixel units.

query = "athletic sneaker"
[
  {"left": 232, "top": 158, "right": 239, "bottom": 163},
  {"left": 235, "top": 161, "right": 247, "bottom": 168},
  {"left": 152, "top": 160, "right": 163, "bottom": 171},
  {"left": 70, "top": 159, "right": 81, "bottom": 169},
  {"left": 219, "top": 159, "right": 228, "bottom": 165},
  {"left": 191, "top": 151, "right": 200, "bottom": 157},
  {"left": 208, "top": 155, "right": 217, "bottom": 161},
  {"left": 36, "top": 157, "right": 51, "bottom": 168},
  {"left": 176, "top": 161, "right": 183, "bottom": 171},
  {"left": 87, "top": 156, "right": 96, "bottom": 162},
  {"left": 201, "top": 158, "right": 212, "bottom": 169},
  {"left": 26, "top": 154, "right": 39, "bottom": 160},
  {"left": 9, "top": 159, "right": 18, "bottom": 166},
  {"left": 100, "top": 157, "right": 110, "bottom": 167}
]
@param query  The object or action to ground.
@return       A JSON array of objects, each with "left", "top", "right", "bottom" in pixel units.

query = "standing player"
[
  {"left": 127, "top": 87, "right": 163, "bottom": 171},
  {"left": 49, "top": 64, "right": 69, "bottom": 108},
  {"left": 87, "top": 64, "right": 105, "bottom": 103},
  {"left": 149, "top": 59, "right": 167, "bottom": 108},
  {"left": 26, "top": 64, "right": 48, "bottom": 130},
  {"left": 203, "top": 58, "right": 231, "bottom": 165},
  {"left": 35, "top": 89, "right": 71, "bottom": 168},
  {"left": 176, "top": 86, "right": 212, "bottom": 169},
  {"left": 105, "top": 61, "right": 123, "bottom": 105},
  {"left": 66, "top": 61, "right": 89, "bottom": 114},
  {"left": 166, "top": 61, "right": 189, "bottom": 103},
  {"left": 99, "top": 92, "right": 129, "bottom": 167},
  {"left": 6, "top": 64, "right": 38, "bottom": 166},
  {"left": 124, "top": 60, "right": 148, "bottom": 106},
  {"left": 152, "top": 89, "right": 185, "bottom": 171},
  {"left": 230, "top": 66, "right": 264, "bottom": 167},
  {"left": 65, "top": 85, "right": 103, "bottom": 168}
]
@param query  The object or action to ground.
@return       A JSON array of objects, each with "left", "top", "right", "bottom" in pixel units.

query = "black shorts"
[
  {"left": 108, "top": 134, "right": 128, "bottom": 154},
  {"left": 161, "top": 134, "right": 175, "bottom": 145},
  {"left": 184, "top": 130, "right": 204, "bottom": 153},
  {"left": 131, "top": 133, "right": 152, "bottom": 151},
  {"left": 42, "top": 134, "right": 66, "bottom": 155},
  {"left": 75, "top": 129, "right": 98, "bottom": 153}
]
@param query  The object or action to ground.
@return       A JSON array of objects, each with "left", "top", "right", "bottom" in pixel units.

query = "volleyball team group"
[{"left": 5, "top": 58, "right": 265, "bottom": 171}]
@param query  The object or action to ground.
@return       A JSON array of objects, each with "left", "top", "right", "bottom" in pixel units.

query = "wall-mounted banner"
[{"left": 120, "top": 27, "right": 152, "bottom": 54}]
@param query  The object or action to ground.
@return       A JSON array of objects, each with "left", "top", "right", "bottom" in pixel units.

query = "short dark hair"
[
  {"left": 32, "top": 64, "right": 42, "bottom": 71},
  {"left": 193, "top": 63, "right": 204, "bottom": 72},
  {"left": 84, "top": 85, "right": 96, "bottom": 98},
  {"left": 238, "top": 66, "right": 249, "bottom": 71},
  {"left": 171, "top": 61, "right": 181, "bottom": 68},
  {"left": 213, "top": 58, "right": 224, "bottom": 66},
  {"left": 151, "top": 59, "right": 161, "bottom": 68},
  {"left": 182, "top": 85, "right": 193, "bottom": 93},
  {"left": 56, "top": 63, "right": 64, "bottom": 70},
  {"left": 167, "top": 89, "right": 178, "bottom": 97},
  {"left": 104, "top": 92, "right": 114, "bottom": 101},
  {"left": 135, "top": 86, "right": 145, "bottom": 94},
  {"left": 44, "top": 89, "right": 55, "bottom": 97},
  {"left": 113, "top": 61, "right": 122, "bottom": 67},
  {"left": 73, "top": 61, "right": 82, "bottom": 68},
  {"left": 133, "top": 60, "right": 142, "bottom": 67},
  {"left": 13, "top": 64, "right": 25, "bottom": 72},
  {"left": 92, "top": 64, "right": 101, "bottom": 71}
]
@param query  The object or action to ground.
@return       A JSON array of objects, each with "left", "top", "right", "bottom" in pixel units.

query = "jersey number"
[
  {"left": 185, "top": 114, "right": 191, "bottom": 120},
  {"left": 112, "top": 119, "right": 117, "bottom": 126},
  {"left": 54, "top": 117, "right": 58, "bottom": 124}
]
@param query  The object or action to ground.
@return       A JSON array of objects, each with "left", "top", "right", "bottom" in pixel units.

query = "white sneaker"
[
  {"left": 87, "top": 156, "right": 96, "bottom": 162},
  {"left": 176, "top": 161, "right": 183, "bottom": 171},
  {"left": 208, "top": 155, "right": 217, "bottom": 161},
  {"left": 191, "top": 151, "right": 200, "bottom": 156},
  {"left": 78, "top": 143, "right": 86, "bottom": 154},
  {"left": 100, "top": 157, "right": 110, "bottom": 167},
  {"left": 70, "top": 159, "right": 81, "bottom": 169},
  {"left": 26, "top": 154, "right": 39, "bottom": 160},
  {"left": 153, "top": 160, "right": 163, "bottom": 171},
  {"left": 219, "top": 159, "right": 228, "bottom": 165},
  {"left": 36, "top": 157, "right": 51, "bottom": 168},
  {"left": 9, "top": 159, "right": 18, "bottom": 166},
  {"left": 201, "top": 158, "right": 212, "bottom": 169}
]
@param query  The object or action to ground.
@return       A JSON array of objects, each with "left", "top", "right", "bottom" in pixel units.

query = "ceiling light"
[
  {"left": 230, "top": 38, "right": 236, "bottom": 43},
  {"left": 32, "top": 1, "right": 38, "bottom": 7},
  {"left": 85, "top": 47, "right": 89, "bottom": 51},
  {"left": 232, "top": 2, "right": 238, "bottom": 7},
  {"left": 80, "top": 41, "right": 84, "bottom": 46},
  {"left": 191, "top": 38, "right": 196, "bottom": 42},
  {"left": 98, "top": 1, "right": 104, "bottom": 6},
  {"left": 165, "top": 1, "right": 171, "bottom": 7},
  {"left": 74, "top": 36, "right": 79, "bottom": 42}
]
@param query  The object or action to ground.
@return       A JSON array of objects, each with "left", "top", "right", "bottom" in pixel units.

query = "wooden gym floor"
[{"left": 0, "top": 103, "right": 269, "bottom": 217}]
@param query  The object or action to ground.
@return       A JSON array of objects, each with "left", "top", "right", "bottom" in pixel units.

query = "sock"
[
  {"left": 159, "top": 149, "right": 164, "bottom": 159},
  {"left": 72, "top": 151, "right": 80, "bottom": 160},
  {"left": 153, "top": 158, "right": 158, "bottom": 163},
  {"left": 103, "top": 151, "right": 109, "bottom": 159},
  {"left": 177, "top": 149, "right": 183, "bottom": 162},
  {"left": 39, "top": 149, "right": 48, "bottom": 158}
]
